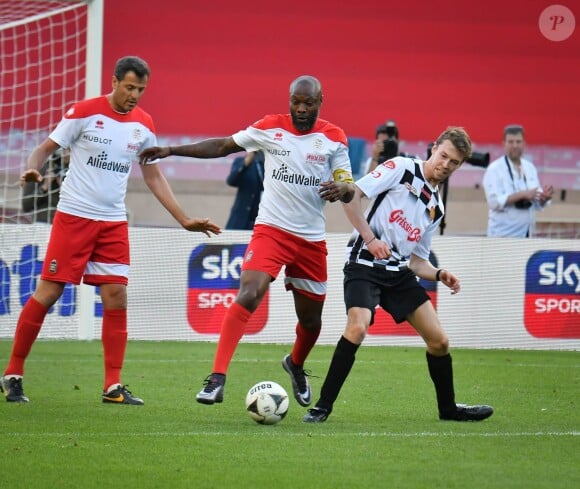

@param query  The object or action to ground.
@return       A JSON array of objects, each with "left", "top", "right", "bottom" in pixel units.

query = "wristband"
[
  {"left": 365, "top": 236, "right": 376, "bottom": 246},
  {"left": 435, "top": 269, "right": 443, "bottom": 281},
  {"left": 168, "top": 146, "right": 173, "bottom": 155}
]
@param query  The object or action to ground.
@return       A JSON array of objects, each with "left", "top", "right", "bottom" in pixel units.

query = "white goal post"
[{"left": 0, "top": 0, "right": 103, "bottom": 339}]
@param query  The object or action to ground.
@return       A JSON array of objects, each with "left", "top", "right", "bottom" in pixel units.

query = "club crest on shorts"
[
  {"left": 49, "top": 259, "right": 57, "bottom": 273},
  {"left": 245, "top": 250, "right": 254, "bottom": 262}
]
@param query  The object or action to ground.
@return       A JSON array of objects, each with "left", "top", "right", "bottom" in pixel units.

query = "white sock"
[{"left": 105, "top": 383, "right": 122, "bottom": 393}]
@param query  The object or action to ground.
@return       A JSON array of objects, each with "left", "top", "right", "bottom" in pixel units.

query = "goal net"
[
  {"left": 0, "top": 0, "right": 90, "bottom": 224},
  {"left": 0, "top": 1, "right": 101, "bottom": 339}
]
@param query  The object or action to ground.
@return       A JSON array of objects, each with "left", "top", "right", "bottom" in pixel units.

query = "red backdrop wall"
[{"left": 103, "top": 0, "right": 579, "bottom": 146}]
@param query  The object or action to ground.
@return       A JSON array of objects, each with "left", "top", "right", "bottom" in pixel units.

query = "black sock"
[
  {"left": 318, "top": 336, "right": 360, "bottom": 411},
  {"left": 426, "top": 351, "right": 456, "bottom": 415}
]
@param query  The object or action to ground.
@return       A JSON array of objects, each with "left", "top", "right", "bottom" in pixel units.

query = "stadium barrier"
[{"left": 0, "top": 225, "right": 578, "bottom": 351}]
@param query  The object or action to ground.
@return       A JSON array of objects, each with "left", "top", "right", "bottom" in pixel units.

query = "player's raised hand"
[
  {"left": 181, "top": 217, "right": 222, "bottom": 237},
  {"left": 139, "top": 146, "right": 171, "bottom": 164},
  {"left": 19, "top": 169, "right": 43, "bottom": 186}
]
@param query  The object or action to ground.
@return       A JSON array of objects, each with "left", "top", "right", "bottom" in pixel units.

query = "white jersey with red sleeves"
[
  {"left": 49, "top": 95, "right": 157, "bottom": 221},
  {"left": 346, "top": 157, "right": 444, "bottom": 271},
  {"left": 232, "top": 114, "right": 352, "bottom": 241}
]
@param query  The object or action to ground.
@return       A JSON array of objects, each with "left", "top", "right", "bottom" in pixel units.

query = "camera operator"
[
  {"left": 361, "top": 120, "right": 411, "bottom": 175},
  {"left": 483, "top": 124, "right": 553, "bottom": 238}
]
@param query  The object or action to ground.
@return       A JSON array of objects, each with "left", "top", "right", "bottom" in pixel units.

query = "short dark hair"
[
  {"left": 114, "top": 56, "right": 150, "bottom": 80},
  {"left": 504, "top": 124, "right": 525, "bottom": 139}
]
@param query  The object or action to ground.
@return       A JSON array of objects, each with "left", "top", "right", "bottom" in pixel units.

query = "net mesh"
[
  {"left": 536, "top": 220, "right": 580, "bottom": 239},
  {"left": 0, "top": 0, "right": 87, "bottom": 224},
  {"left": 0, "top": 1, "right": 88, "bottom": 335}
]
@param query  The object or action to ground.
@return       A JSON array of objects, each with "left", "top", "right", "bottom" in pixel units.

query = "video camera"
[
  {"left": 378, "top": 120, "right": 400, "bottom": 163},
  {"left": 514, "top": 199, "right": 533, "bottom": 209},
  {"left": 465, "top": 151, "right": 490, "bottom": 168},
  {"left": 426, "top": 143, "right": 489, "bottom": 168}
]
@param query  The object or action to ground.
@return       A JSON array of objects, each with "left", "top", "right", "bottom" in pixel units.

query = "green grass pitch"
[{"left": 0, "top": 340, "right": 578, "bottom": 488}]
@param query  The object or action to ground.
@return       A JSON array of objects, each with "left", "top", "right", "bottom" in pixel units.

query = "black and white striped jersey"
[{"left": 346, "top": 156, "right": 444, "bottom": 271}]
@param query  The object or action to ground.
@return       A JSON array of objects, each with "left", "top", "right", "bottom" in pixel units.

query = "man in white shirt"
[
  {"left": 1, "top": 56, "right": 220, "bottom": 405},
  {"left": 140, "top": 75, "right": 355, "bottom": 408},
  {"left": 303, "top": 127, "right": 494, "bottom": 423},
  {"left": 483, "top": 125, "right": 553, "bottom": 237}
]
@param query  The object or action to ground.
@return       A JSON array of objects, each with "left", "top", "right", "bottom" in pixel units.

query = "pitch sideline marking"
[{"left": 3, "top": 431, "right": 578, "bottom": 438}]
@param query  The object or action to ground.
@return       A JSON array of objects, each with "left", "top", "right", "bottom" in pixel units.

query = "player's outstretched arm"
[
  {"left": 139, "top": 137, "right": 244, "bottom": 164},
  {"left": 140, "top": 163, "right": 221, "bottom": 237},
  {"left": 138, "top": 145, "right": 171, "bottom": 164},
  {"left": 180, "top": 217, "right": 222, "bottom": 236}
]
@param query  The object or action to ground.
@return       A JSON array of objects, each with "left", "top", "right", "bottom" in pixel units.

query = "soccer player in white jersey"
[
  {"left": 1, "top": 56, "right": 220, "bottom": 405},
  {"left": 303, "top": 127, "right": 494, "bottom": 423},
  {"left": 140, "top": 75, "right": 355, "bottom": 406}
]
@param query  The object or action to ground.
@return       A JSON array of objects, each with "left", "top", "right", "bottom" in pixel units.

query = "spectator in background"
[
  {"left": 360, "top": 120, "right": 412, "bottom": 175},
  {"left": 225, "top": 150, "right": 265, "bottom": 230},
  {"left": 21, "top": 148, "right": 70, "bottom": 223},
  {"left": 483, "top": 124, "right": 553, "bottom": 238}
]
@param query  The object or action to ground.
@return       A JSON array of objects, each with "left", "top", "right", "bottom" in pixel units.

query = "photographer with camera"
[
  {"left": 360, "top": 120, "right": 403, "bottom": 175},
  {"left": 483, "top": 124, "right": 553, "bottom": 237}
]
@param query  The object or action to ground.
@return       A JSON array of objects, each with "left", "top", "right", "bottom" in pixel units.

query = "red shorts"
[
  {"left": 242, "top": 224, "right": 327, "bottom": 301},
  {"left": 41, "top": 211, "right": 130, "bottom": 286}
]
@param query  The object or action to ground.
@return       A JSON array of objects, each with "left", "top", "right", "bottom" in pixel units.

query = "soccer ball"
[{"left": 245, "top": 381, "right": 289, "bottom": 425}]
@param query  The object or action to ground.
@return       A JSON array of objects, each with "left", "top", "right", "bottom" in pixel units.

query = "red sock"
[
  {"left": 212, "top": 302, "right": 251, "bottom": 374},
  {"left": 101, "top": 309, "right": 127, "bottom": 391},
  {"left": 290, "top": 322, "right": 321, "bottom": 367},
  {"left": 4, "top": 297, "right": 48, "bottom": 376}
]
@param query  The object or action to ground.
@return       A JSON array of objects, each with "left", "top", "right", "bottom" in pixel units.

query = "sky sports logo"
[
  {"left": 524, "top": 250, "right": 579, "bottom": 339},
  {"left": 187, "top": 244, "right": 268, "bottom": 334}
]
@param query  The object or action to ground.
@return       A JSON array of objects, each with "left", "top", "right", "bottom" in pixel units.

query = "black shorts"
[{"left": 343, "top": 262, "right": 430, "bottom": 324}]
